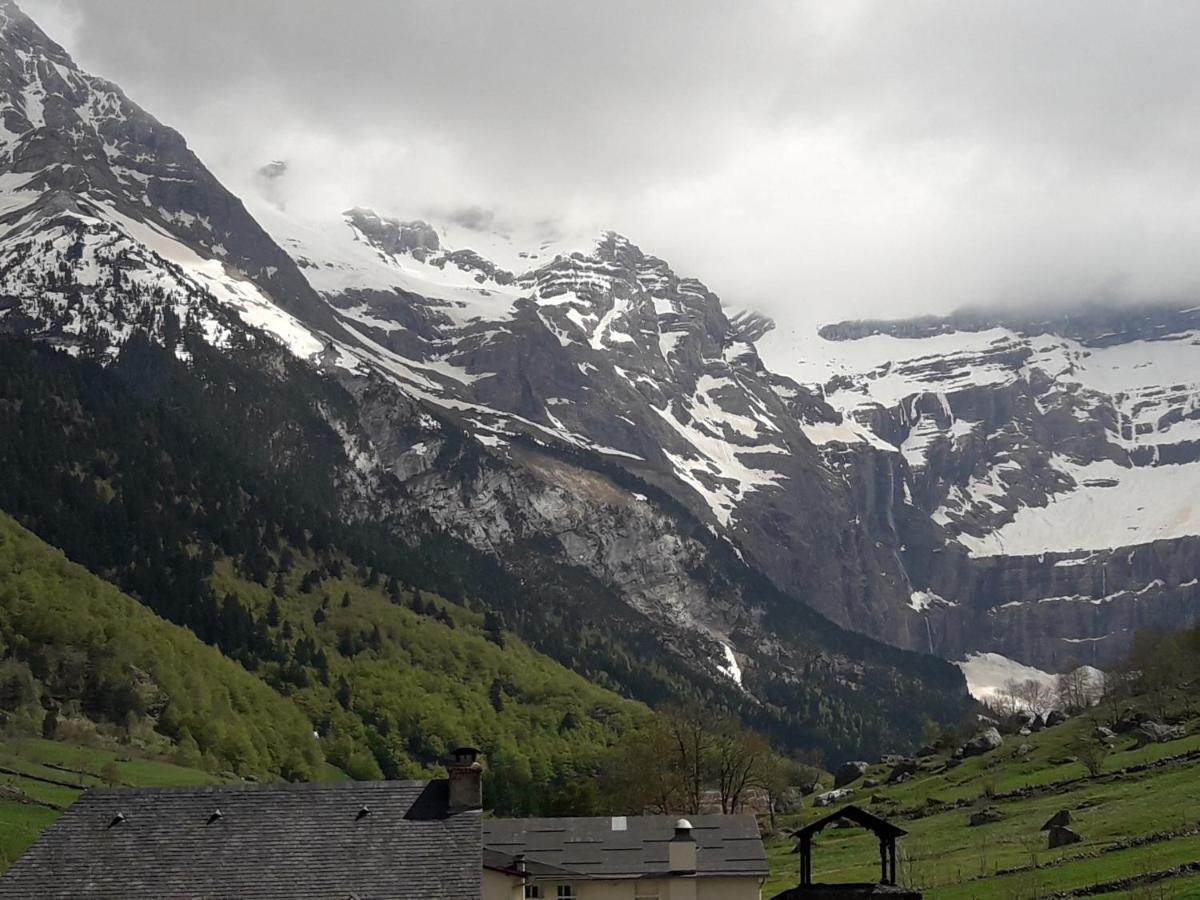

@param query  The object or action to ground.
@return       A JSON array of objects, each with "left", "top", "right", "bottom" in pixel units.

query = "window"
[
  {"left": 634, "top": 884, "right": 660, "bottom": 900},
  {"left": 555, "top": 887, "right": 576, "bottom": 900},
  {"left": 523, "top": 886, "right": 541, "bottom": 899}
]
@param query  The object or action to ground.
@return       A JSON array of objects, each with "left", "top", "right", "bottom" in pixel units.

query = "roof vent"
[
  {"left": 611, "top": 815, "right": 627, "bottom": 831},
  {"left": 356, "top": 805, "right": 371, "bottom": 820},
  {"left": 207, "top": 809, "right": 223, "bottom": 824},
  {"left": 108, "top": 812, "right": 125, "bottom": 829},
  {"left": 670, "top": 818, "right": 697, "bottom": 873}
]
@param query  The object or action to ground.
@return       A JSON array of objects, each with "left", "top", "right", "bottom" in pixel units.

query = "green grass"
[
  {"left": 0, "top": 738, "right": 227, "bottom": 788},
  {"left": 0, "top": 801, "right": 56, "bottom": 871},
  {"left": 0, "top": 736, "right": 227, "bottom": 872},
  {"left": 764, "top": 706, "right": 1200, "bottom": 899}
]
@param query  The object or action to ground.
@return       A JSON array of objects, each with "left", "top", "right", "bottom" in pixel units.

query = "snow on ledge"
[
  {"left": 955, "top": 652, "right": 1056, "bottom": 704},
  {"left": 716, "top": 641, "right": 744, "bottom": 687},
  {"left": 909, "top": 589, "right": 954, "bottom": 612}
]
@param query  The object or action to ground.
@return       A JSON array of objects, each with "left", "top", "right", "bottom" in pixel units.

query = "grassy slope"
[
  {"left": 764, "top": 709, "right": 1200, "bottom": 898},
  {"left": 0, "top": 501, "right": 652, "bottom": 785},
  {"left": 0, "top": 737, "right": 228, "bottom": 869},
  {"left": 0, "top": 515, "right": 653, "bottom": 867},
  {"left": 0, "top": 511, "right": 323, "bottom": 778},
  {"left": 207, "top": 555, "right": 650, "bottom": 790}
]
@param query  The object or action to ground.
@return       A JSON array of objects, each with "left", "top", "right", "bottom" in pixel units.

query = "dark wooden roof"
[
  {"left": 483, "top": 847, "right": 578, "bottom": 877},
  {"left": 792, "top": 805, "right": 908, "bottom": 841},
  {"left": 483, "top": 814, "right": 768, "bottom": 879},
  {"left": 0, "top": 780, "right": 481, "bottom": 899}
]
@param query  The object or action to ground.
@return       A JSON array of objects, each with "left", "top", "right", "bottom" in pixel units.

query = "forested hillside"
[
  {"left": 0, "top": 512, "right": 322, "bottom": 779},
  {"left": 0, "top": 333, "right": 969, "bottom": 763},
  {"left": 0, "top": 335, "right": 656, "bottom": 810}
]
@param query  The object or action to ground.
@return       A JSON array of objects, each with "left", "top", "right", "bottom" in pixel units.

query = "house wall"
[
  {"left": 483, "top": 868, "right": 522, "bottom": 900},
  {"left": 484, "top": 874, "right": 762, "bottom": 900},
  {"left": 696, "top": 878, "right": 762, "bottom": 900}
]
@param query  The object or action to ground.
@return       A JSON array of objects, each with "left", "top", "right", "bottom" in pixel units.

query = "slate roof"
[
  {"left": 0, "top": 779, "right": 481, "bottom": 900},
  {"left": 483, "top": 814, "right": 768, "bottom": 879}
]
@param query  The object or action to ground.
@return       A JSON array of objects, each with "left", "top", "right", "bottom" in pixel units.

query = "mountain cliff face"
[
  {"left": 251, "top": 202, "right": 922, "bottom": 648},
  {"left": 0, "top": 0, "right": 971, "bottom": 757},
  {"left": 12, "top": 0, "right": 1195, "bottom": 736},
  {"left": 758, "top": 306, "right": 1200, "bottom": 670}
]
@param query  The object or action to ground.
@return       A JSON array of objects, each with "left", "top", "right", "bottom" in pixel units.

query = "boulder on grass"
[
  {"left": 887, "top": 758, "right": 919, "bottom": 783},
  {"left": 1095, "top": 726, "right": 1116, "bottom": 743},
  {"left": 1135, "top": 721, "right": 1186, "bottom": 748},
  {"left": 774, "top": 787, "right": 806, "bottom": 815},
  {"left": 834, "top": 761, "right": 870, "bottom": 788},
  {"left": 814, "top": 787, "right": 853, "bottom": 808},
  {"left": 1114, "top": 707, "right": 1148, "bottom": 733},
  {"left": 1045, "top": 710, "right": 1068, "bottom": 727},
  {"left": 962, "top": 727, "right": 1004, "bottom": 758},
  {"left": 1048, "top": 826, "right": 1083, "bottom": 848},
  {"left": 969, "top": 807, "right": 1004, "bottom": 827},
  {"left": 1041, "top": 809, "right": 1072, "bottom": 830},
  {"left": 1001, "top": 711, "right": 1036, "bottom": 734}
]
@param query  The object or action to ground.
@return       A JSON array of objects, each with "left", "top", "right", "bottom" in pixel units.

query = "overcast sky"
[{"left": 23, "top": 0, "right": 1200, "bottom": 324}]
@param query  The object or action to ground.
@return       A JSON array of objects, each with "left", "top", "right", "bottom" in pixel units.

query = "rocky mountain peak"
[
  {"left": 344, "top": 207, "right": 442, "bottom": 260},
  {"left": 727, "top": 309, "right": 776, "bottom": 344}
]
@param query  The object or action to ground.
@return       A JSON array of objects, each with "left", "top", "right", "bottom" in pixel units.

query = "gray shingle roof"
[
  {"left": 483, "top": 814, "right": 768, "bottom": 879},
  {"left": 0, "top": 779, "right": 481, "bottom": 899}
]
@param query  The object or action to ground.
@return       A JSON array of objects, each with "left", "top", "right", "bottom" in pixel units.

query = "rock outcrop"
[
  {"left": 1048, "top": 826, "right": 1084, "bottom": 848},
  {"left": 969, "top": 807, "right": 1005, "bottom": 826},
  {"left": 835, "top": 761, "right": 871, "bottom": 788},
  {"left": 961, "top": 727, "right": 1004, "bottom": 757},
  {"left": 1136, "top": 722, "right": 1186, "bottom": 748}
]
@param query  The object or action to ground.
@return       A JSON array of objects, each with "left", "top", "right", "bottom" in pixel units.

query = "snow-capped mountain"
[
  {"left": 2, "top": 0, "right": 1191, "bottom": 705},
  {"left": 759, "top": 306, "right": 1200, "bottom": 669},
  {"left": 247, "top": 195, "right": 922, "bottom": 654},
  {"left": 261, "top": 189, "right": 1200, "bottom": 674},
  {"left": 0, "top": 0, "right": 975, "bottom": 744},
  {"left": 0, "top": 0, "right": 340, "bottom": 355}
]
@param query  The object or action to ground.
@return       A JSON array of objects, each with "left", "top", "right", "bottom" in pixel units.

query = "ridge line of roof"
[{"left": 78, "top": 779, "right": 440, "bottom": 797}]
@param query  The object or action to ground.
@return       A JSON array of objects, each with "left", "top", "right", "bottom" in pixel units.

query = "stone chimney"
[
  {"left": 668, "top": 818, "right": 697, "bottom": 873},
  {"left": 447, "top": 746, "right": 483, "bottom": 813}
]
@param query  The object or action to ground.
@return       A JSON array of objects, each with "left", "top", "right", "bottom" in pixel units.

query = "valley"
[{"left": 0, "top": 1, "right": 1197, "bottom": 895}]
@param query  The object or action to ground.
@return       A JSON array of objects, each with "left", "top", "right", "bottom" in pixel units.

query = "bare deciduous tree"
[
  {"left": 1071, "top": 733, "right": 1110, "bottom": 777},
  {"left": 663, "top": 703, "right": 716, "bottom": 815},
  {"left": 1009, "top": 679, "right": 1054, "bottom": 718},
  {"left": 1056, "top": 662, "right": 1095, "bottom": 713},
  {"left": 711, "top": 715, "right": 769, "bottom": 814}
]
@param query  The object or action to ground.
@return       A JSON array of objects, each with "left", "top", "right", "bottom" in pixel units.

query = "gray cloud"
[{"left": 22, "top": 0, "right": 1200, "bottom": 324}]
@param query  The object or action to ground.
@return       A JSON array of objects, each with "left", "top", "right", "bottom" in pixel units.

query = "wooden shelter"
[{"left": 791, "top": 805, "right": 908, "bottom": 888}]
